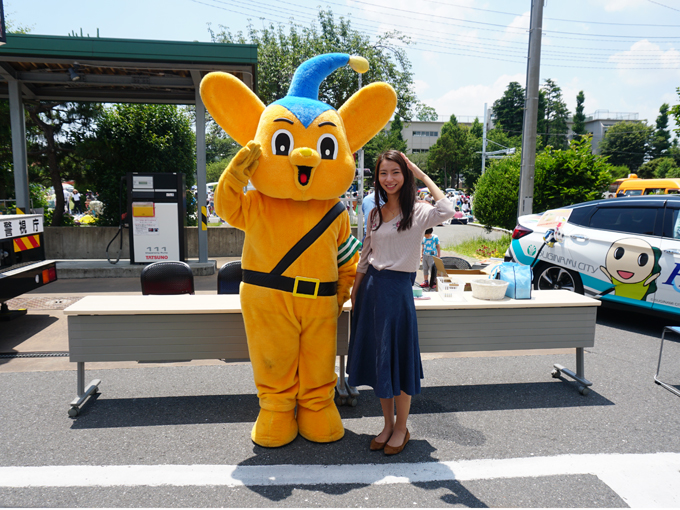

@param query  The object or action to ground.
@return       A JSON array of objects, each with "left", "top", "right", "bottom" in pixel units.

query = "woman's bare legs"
[
  {"left": 375, "top": 397, "right": 395, "bottom": 443},
  {"left": 387, "top": 391, "right": 411, "bottom": 447},
  {"left": 375, "top": 391, "right": 411, "bottom": 445}
]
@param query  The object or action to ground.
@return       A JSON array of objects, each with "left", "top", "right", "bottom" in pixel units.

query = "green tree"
[
  {"left": 474, "top": 136, "right": 613, "bottom": 229},
  {"left": 0, "top": 100, "right": 14, "bottom": 201},
  {"left": 414, "top": 102, "right": 438, "bottom": 122},
  {"left": 86, "top": 104, "right": 196, "bottom": 226},
  {"left": 533, "top": 137, "right": 612, "bottom": 212},
  {"left": 669, "top": 87, "right": 680, "bottom": 138},
  {"left": 470, "top": 117, "right": 483, "bottom": 138},
  {"left": 210, "top": 9, "right": 416, "bottom": 120},
  {"left": 206, "top": 116, "right": 240, "bottom": 163},
  {"left": 468, "top": 124, "right": 521, "bottom": 185},
  {"left": 407, "top": 152, "right": 429, "bottom": 173},
  {"left": 473, "top": 152, "right": 521, "bottom": 230},
  {"left": 362, "top": 117, "right": 408, "bottom": 172},
  {"left": 427, "top": 114, "right": 473, "bottom": 189},
  {"left": 669, "top": 144, "right": 680, "bottom": 168},
  {"left": 651, "top": 103, "right": 672, "bottom": 160},
  {"left": 572, "top": 90, "right": 587, "bottom": 142},
  {"left": 638, "top": 157, "right": 678, "bottom": 179},
  {"left": 608, "top": 164, "right": 633, "bottom": 180},
  {"left": 492, "top": 82, "right": 525, "bottom": 138},
  {"left": 25, "top": 101, "right": 102, "bottom": 225},
  {"left": 599, "top": 121, "right": 652, "bottom": 171},
  {"left": 206, "top": 159, "right": 231, "bottom": 183},
  {"left": 541, "top": 79, "right": 569, "bottom": 150}
]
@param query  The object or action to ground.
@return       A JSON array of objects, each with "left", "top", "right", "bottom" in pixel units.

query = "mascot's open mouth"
[
  {"left": 617, "top": 270, "right": 634, "bottom": 280},
  {"left": 297, "top": 166, "right": 312, "bottom": 186}
]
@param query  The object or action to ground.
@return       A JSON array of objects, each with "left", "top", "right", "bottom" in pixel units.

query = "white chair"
[{"left": 655, "top": 326, "right": 680, "bottom": 397}]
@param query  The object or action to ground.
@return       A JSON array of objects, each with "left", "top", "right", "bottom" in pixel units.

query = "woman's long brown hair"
[{"left": 372, "top": 150, "right": 416, "bottom": 232}]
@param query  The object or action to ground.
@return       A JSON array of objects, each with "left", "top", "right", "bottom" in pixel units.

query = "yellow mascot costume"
[{"left": 200, "top": 53, "right": 396, "bottom": 447}]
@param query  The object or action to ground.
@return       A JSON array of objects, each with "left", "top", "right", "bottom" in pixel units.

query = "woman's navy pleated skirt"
[{"left": 347, "top": 265, "right": 423, "bottom": 399}]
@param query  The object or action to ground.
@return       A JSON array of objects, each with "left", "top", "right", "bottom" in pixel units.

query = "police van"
[{"left": 1, "top": 213, "right": 57, "bottom": 319}]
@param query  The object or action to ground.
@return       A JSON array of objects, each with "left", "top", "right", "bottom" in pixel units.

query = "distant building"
[
  {"left": 567, "top": 110, "right": 645, "bottom": 154},
  {"left": 387, "top": 110, "right": 644, "bottom": 155},
  {"left": 391, "top": 115, "right": 485, "bottom": 154}
]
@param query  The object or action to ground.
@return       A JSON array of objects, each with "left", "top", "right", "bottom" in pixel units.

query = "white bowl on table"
[{"left": 470, "top": 279, "right": 508, "bottom": 300}]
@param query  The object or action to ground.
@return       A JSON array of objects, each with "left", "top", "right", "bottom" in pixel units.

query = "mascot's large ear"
[
  {"left": 339, "top": 82, "right": 397, "bottom": 153},
  {"left": 200, "top": 72, "right": 265, "bottom": 146}
]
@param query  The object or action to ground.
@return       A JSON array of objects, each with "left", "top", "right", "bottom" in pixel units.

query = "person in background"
[
  {"left": 361, "top": 190, "right": 379, "bottom": 238},
  {"left": 420, "top": 227, "right": 440, "bottom": 289},
  {"left": 347, "top": 150, "right": 454, "bottom": 456},
  {"left": 72, "top": 189, "right": 82, "bottom": 214},
  {"left": 63, "top": 187, "right": 72, "bottom": 214}
]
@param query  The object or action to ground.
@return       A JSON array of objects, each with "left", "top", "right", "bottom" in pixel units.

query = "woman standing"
[{"left": 347, "top": 150, "right": 454, "bottom": 455}]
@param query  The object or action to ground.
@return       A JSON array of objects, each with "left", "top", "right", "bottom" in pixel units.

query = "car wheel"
[{"left": 534, "top": 264, "right": 584, "bottom": 294}]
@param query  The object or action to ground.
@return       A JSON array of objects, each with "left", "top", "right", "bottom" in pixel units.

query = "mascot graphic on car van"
[{"left": 600, "top": 238, "right": 662, "bottom": 301}]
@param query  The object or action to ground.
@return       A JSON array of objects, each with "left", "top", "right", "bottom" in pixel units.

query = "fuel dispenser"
[{"left": 127, "top": 172, "right": 187, "bottom": 264}]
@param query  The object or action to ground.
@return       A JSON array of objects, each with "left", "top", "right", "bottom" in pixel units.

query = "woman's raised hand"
[
  {"left": 401, "top": 152, "right": 445, "bottom": 202},
  {"left": 400, "top": 152, "right": 426, "bottom": 182}
]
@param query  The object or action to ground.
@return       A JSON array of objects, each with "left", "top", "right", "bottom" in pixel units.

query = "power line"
[
  {"left": 193, "top": 0, "right": 680, "bottom": 70},
  {"left": 206, "top": 0, "right": 680, "bottom": 55},
  {"left": 647, "top": 0, "right": 680, "bottom": 13},
  {"left": 343, "top": 0, "right": 680, "bottom": 39},
  {"left": 368, "top": 0, "right": 680, "bottom": 28}
]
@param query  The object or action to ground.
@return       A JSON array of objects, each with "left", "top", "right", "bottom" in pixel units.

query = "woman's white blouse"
[{"left": 357, "top": 198, "right": 455, "bottom": 274}]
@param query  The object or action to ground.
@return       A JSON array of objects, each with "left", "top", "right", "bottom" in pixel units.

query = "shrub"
[{"left": 474, "top": 137, "right": 613, "bottom": 229}]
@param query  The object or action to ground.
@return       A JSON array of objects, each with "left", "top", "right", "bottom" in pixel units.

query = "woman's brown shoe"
[
  {"left": 370, "top": 437, "right": 387, "bottom": 451},
  {"left": 384, "top": 429, "right": 410, "bottom": 455}
]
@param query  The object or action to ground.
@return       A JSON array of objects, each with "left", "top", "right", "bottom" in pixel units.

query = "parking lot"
[{"left": 1, "top": 255, "right": 679, "bottom": 507}]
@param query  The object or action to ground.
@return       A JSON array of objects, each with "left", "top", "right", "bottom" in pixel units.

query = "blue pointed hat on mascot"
[{"left": 272, "top": 53, "right": 368, "bottom": 128}]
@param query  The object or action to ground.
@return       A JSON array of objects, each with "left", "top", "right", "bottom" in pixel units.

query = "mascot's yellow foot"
[
  {"left": 297, "top": 403, "right": 345, "bottom": 443},
  {"left": 251, "top": 409, "right": 298, "bottom": 448}
]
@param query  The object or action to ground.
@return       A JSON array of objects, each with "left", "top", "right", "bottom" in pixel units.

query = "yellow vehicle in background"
[{"left": 614, "top": 175, "right": 680, "bottom": 197}]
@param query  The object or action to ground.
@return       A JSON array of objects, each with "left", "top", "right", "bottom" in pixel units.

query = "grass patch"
[{"left": 444, "top": 234, "right": 512, "bottom": 260}]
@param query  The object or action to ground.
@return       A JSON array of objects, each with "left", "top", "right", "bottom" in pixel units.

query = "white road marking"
[{"left": 1, "top": 452, "right": 679, "bottom": 508}]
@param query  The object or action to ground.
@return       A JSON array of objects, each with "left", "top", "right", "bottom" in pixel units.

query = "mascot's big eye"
[
  {"left": 614, "top": 247, "right": 625, "bottom": 260},
  {"left": 272, "top": 129, "right": 294, "bottom": 156},
  {"left": 317, "top": 133, "right": 338, "bottom": 160},
  {"left": 638, "top": 253, "right": 649, "bottom": 266}
]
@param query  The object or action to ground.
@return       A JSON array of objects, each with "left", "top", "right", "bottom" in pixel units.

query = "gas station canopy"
[{"left": 0, "top": 33, "right": 257, "bottom": 103}]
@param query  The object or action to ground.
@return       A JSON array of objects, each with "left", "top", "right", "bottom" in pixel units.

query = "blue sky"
[{"left": 6, "top": 0, "right": 680, "bottom": 132}]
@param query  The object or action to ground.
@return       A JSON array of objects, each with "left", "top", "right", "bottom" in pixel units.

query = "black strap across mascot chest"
[{"left": 241, "top": 201, "right": 346, "bottom": 299}]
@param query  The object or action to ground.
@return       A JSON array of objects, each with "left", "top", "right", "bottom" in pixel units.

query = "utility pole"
[
  {"left": 356, "top": 73, "right": 364, "bottom": 237},
  {"left": 517, "top": 0, "right": 544, "bottom": 218},
  {"left": 481, "top": 102, "right": 488, "bottom": 175}
]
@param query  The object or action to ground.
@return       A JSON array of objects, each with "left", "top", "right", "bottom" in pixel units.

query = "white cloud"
[
  {"left": 499, "top": 11, "right": 530, "bottom": 45},
  {"left": 609, "top": 40, "right": 680, "bottom": 86},
  {"left": 422, "top": 73, "right": 526, "bottom": 120},
  {"left": 599, "top": 0, "right": 647, "bottom": 12}
]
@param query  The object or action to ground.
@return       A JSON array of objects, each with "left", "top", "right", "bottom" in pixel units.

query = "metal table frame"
[{"left": 655, "top": 326, "right": 680, "bottom": 398}]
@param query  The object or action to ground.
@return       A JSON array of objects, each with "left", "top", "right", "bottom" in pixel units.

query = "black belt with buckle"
[
  {"left": 240, "top": 202, "right": 346, "bottom": 300},
  {"left": 242, "top": 269, "right": 337, "bottom": 299}
]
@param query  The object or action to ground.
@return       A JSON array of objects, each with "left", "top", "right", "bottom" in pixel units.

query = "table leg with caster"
[
  {"left": 336, "top": 355, "right": 358, "bottom": 406},
  {"left": 552, "top": 347, "right": 592, "bottom": 395},
  {"left": 68, "top": 362, "right": 101, "bottom": 417}
]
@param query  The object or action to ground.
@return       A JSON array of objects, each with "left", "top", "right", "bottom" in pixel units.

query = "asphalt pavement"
[{"left": 1, "top": 224, "right": 680, "bottom": 507}]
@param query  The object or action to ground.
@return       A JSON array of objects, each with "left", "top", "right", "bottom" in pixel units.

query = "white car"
[{"left": 507, "top": 195, "right": 680, "bottom": 317}]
